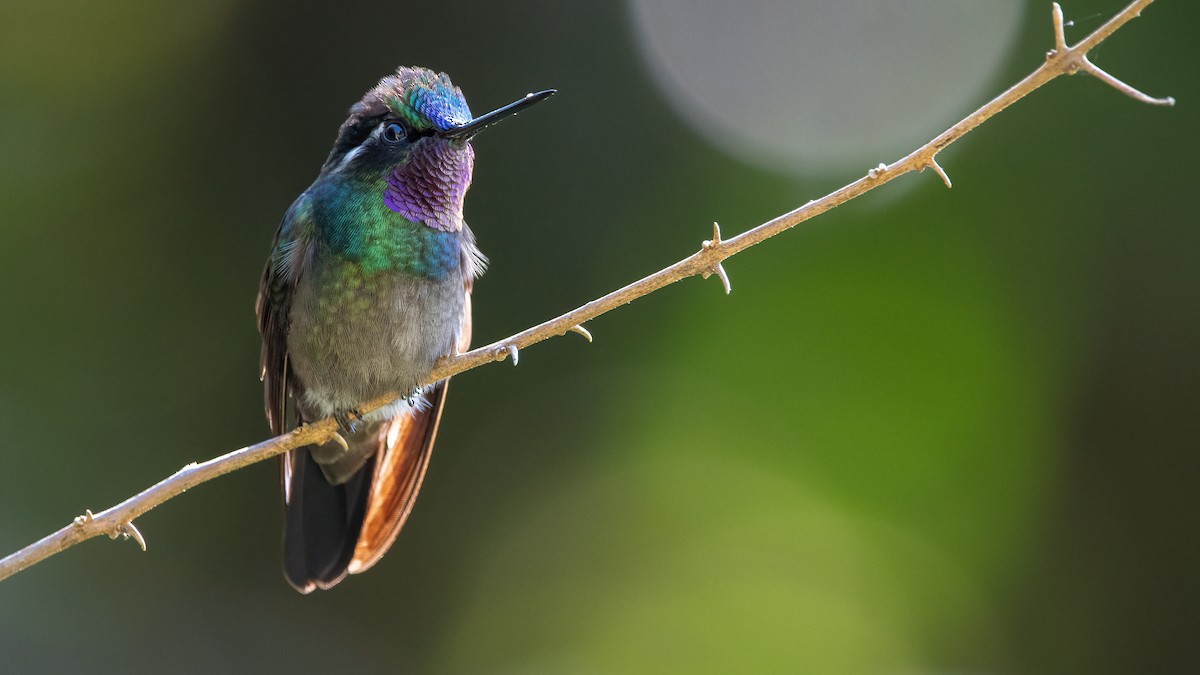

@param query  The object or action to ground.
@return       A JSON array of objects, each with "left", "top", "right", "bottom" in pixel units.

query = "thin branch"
[
  {"left": 0, "top": 0, "right": 1174, "bottom": 583},
  {"left": 1050, "top": 1, "right": 1175, "bottom": 106}
]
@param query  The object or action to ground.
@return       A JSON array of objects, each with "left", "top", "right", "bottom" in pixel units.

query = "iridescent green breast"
[{"left": 309, "top": 177, "right": 460, "bottom": 279}]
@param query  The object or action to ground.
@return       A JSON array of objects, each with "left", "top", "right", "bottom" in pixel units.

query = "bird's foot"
[
  {"left": 333, "top": 408, "right": 363, "bottom": 434},
  {"left": 405, "top": 387, "right": 423, "bottom": 407}
]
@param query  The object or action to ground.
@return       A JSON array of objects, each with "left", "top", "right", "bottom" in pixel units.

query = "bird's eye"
[{"left": 382, "top": 123, "right": 406, "bottom": 144}]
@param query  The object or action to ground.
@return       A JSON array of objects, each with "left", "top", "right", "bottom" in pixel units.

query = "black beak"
[{"left": 439, "top": 89, "right": 556, "bottom": 140}]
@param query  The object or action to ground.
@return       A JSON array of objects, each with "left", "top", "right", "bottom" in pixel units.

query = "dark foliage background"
[{"left": 0, "top": 1, "right": 1195, "bottom": 672}]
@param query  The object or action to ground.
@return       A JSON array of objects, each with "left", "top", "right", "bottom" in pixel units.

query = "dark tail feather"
[
  {"left": 282, "top": 449, "right": 375, "bottom": 594},
  {"left": 280, "top": 381, "right": 449, "bottom": 592}
]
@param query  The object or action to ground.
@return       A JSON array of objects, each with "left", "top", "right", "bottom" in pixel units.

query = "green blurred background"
[{"left": 0, "top": 1, "right": 1195, "bottom": 673}]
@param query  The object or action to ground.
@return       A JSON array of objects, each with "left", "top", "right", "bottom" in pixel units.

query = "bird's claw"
[
  {"left": 333, "top": 408, "right": 363, "bottom": 434},
  {"left": 329, "top": 431, "right": 350, "bottom": 453}
]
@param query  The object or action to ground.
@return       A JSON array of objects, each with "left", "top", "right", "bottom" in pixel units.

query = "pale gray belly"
[{"left": 288, "top": 262, "right": 464, "bottom": 421}]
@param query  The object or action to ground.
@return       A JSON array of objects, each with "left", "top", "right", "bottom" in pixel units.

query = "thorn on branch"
[
  {"left": 700, "top": 222, "right": 732, "bottom": 294},
  {"left": 1052, "top": 2, "right": 1068, "bottom": 53},
  {"left": 713, "top": 263, "right": 732, "bottom": 295},
  {"left": 699, "top": 262, "right": 733, "bottom": 294},
  {"left": 568, "top": 324, "right": 593, "bottom": 342},
  {"left": 113, "top": 521, "right": 147, "bottom": 552},
  {"left": 73, "top": 509, "right": 96, "bottom": 527},
  {"left": 701, "top": 221, "right": 723, "bottom": 249},
  {"left": 925, "top": 156, "right": 953, "bottom": 188},
  {"left": 1081, "top": 56, "right": 1176, "bottom": 106},
  {"left": 710, "top": 221, "right": 723, "bottom": 246}
]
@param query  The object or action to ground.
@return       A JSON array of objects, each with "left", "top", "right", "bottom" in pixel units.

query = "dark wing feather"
[
  {"left": 256, "top": 196, "right": 312, "bottom": 434},
  {"left": 255, "top": 265, "right": 287, "bottom": 436},
  {"left": 256, "top": 197, "right": 313, "bottom": 514}
]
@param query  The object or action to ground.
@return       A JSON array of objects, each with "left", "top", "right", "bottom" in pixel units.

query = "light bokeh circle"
[{"left": 628, "top": 1, "right": 1025, "bottom": 177}]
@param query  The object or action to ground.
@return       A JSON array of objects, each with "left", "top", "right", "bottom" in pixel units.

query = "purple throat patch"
[{"left": 383, "top": 141, "right": 474, "bottom": 232}]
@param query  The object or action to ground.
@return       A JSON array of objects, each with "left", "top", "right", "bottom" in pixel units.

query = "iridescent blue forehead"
[{"left": 381, "top": 67, "right": 472, "bottom": 133}]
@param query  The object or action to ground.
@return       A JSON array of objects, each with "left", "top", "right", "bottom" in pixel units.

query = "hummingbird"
[{"left": 256, "top": 66, "right": 553, "bottom": 593}]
